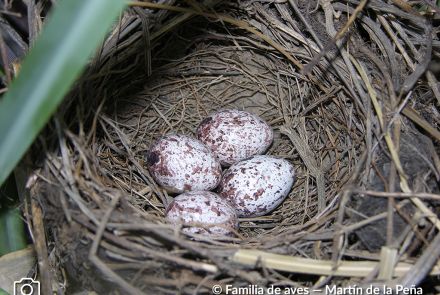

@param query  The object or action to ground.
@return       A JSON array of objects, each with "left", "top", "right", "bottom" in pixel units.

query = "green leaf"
[
  {"left": 0, "top": 207, "right": 26, "bottom": 256},
  {"left": 0, "top": 0, "right": 127, "bottom": 186},
  {"left": 0, "top": 173, "right": 26, "bottom": 256}
]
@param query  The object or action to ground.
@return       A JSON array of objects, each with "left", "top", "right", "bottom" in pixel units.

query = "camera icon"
[{"left": 13, "top": 278, "right": 40, "bottom": 295}]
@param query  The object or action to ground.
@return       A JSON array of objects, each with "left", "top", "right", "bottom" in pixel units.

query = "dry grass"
[{"left": 25, "top": 0, "right": 440, "bottom": 294}]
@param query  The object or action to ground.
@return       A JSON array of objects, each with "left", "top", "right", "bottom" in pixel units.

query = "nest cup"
[{"left": 31, "top": 1, "right": 440, "bottom": 294}]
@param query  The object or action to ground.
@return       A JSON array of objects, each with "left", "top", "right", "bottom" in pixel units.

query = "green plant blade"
[
  {"left": 0, "top": 173, "right": 26, "bottom": 256},
  {"left": 0, "top": 207, "right": 26, "bottom": 256},
  {"left": 0, "top": 0, "right": 127, "bottom": 186}
]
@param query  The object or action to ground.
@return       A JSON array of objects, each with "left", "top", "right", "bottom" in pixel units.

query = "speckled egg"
[
  {"left": 165, "top": 191, "right": 239, "bottom": 236},
  {"left": 146, "top": 134, "right": 222, "bottom": 193},
  {"left": 196, "top": 109, "right": 273, "bottom": 166},
  {"left": 218, "top": 155, "right": 295, "bottom": 217}
]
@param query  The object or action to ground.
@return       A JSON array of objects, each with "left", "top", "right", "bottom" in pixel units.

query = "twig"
[
  {"left": 232, "top": 248, "right": 440, "bottom": 277},
  {"left": 88, "top": 195, "right": 148, "bottom": 295},
  {"left": 302, "top": 0, "right": 368, "bottom": 75},
  {"left": 0, "top": 33, "right": 11, "bottom": 84},
  {"left": 331, "top": 151, "right": 367, "bottom": 268},
  {"left": 128, "top": 1, "right": 329, "bottom": 93},
  {"left": 30, "top": 182, "right": 52, "bottom": 295},
  {"left": 399, "top": 230, "right": 440, "bottom": 287},
  {"left": 182, "top": 75, "right": 208, "bottom": 115},
  {"left": 352, "top": 190, "right": 440, "bottom": 201},
  {"left": 422, "top": 0, "right": 440, "bottom": 14},
  {"left": 152, "top": 103, "right": 175, "bottom": 132},
  {"left": 350, "top": 55, "right": 440, "bottom": 231},
  {"left": 152, "top": 70, "right": 241, "bottom": 76},
  {"left": 280, "top": 125, "right": 326, "bottom": 213}
]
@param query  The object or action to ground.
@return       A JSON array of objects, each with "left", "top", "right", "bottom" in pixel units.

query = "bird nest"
[{"left": 28, "top": 0, "right": 440, "bottom": 294}]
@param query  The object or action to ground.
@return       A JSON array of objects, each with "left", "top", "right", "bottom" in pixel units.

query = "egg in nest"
[
  {"left": 218, "top": 155, "right": 295, "bottom": 217},
  {"left": 196, "top": 109, "right": 273, "bottom": 166},
  {"left": 165, "top": 191, "right": 239, "bottom": 236},
  {"left": 146, "top": 134, "right": 222, "bottom": 193}
]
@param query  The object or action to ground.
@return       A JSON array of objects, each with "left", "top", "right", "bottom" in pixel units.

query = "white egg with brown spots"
[
  {"left": 146, "top": 134, "right": 222, "bottom": 193},
  {"left": 196, "top": 109, "right": 273, "bottom": 166},
  {"left": 218, "top": 155, "right": 295, "bottom": 217},
  {"left": 165, "top": 191, "right": 239, "bottom": 236}
]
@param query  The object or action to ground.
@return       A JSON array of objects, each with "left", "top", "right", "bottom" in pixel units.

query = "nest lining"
[{"left": 28, "top": 0, "right": 440, "bottom": 294}]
